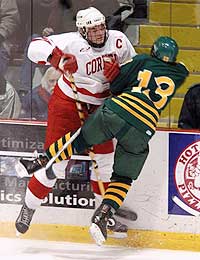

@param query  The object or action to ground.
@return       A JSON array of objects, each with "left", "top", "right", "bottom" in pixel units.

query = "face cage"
[{"left": 80, "top": 26, "right": 109, "bottom": 48}]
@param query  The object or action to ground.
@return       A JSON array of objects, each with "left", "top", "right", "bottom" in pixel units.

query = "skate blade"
[
  {"left": 107, "top": 231, "right": 128, "bottom": 239},
  {"left": 15, "top": 161, "right": 30, "bottom": 178},
  {"left": 89, "top": 223, "right": 105, "bottom": 246},
  {"left": 16, "top": 229, "right": 21, "bottom": 237}
]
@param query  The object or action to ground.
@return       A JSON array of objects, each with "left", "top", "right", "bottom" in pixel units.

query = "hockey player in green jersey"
[{"left": 16, "top": 36, "right": 189, "bottom": 245}]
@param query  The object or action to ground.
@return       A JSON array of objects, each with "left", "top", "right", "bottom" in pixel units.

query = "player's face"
[{"left": 87, "top": 24, "right": 106, "bottom": 45}]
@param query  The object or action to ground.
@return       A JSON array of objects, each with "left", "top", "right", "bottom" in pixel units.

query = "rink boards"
[{"left": 0, "top": 121, "right": 200, "bottom": 251}]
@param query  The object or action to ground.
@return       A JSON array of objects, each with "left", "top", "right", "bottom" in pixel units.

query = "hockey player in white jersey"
[{"left": 15, "top": 7, "right": 137, "bottom": 236}]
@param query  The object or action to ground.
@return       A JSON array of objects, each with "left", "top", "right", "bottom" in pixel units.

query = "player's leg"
[
  {"left": 89, "top": 109, "right": 150, "bottom": 245},
  {"left": 16, "top": 104, "right": 111, "bottom": 233},
  {"left": 90, "top": 144, "right": 128, "bottom": 236},
  {"left": 15, "top": 86, "right": 87, "bottom": 177},
  {"left": 15, "top": 167, "right": 57, "bottom": 234},
  {"left": 15, "top": 89, "right": 84, "bottom": 234},
  {"left": 16, "top": 104, "right": 114, "bottom": 230},
  {"left": 83, "top": 104, "right": 126, "bottom": 234}
]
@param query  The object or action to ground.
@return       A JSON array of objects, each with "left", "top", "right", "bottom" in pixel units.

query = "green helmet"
[{"left": 151, "top": 36, "right": 179, "bottom": 62}]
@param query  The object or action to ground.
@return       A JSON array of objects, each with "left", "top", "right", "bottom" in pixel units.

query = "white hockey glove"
[{"left": 48, "top": 47, "right": 78, "bottom": 74}]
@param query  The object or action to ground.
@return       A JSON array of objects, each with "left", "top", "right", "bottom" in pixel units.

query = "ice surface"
[{"left": 0, "top": 237, "right": 200, "bottom": 260}]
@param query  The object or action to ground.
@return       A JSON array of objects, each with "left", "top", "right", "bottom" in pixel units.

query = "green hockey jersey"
[{"left": 105, "top": 54, "right": 189, "bottom": 137}]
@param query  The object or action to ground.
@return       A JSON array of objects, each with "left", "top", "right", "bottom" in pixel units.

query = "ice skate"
[
  {"left": 15, "top": 203, "right": 35, "bottom": 234},
  {"left": 107, "top": 216, "right": 128, "bottom": 239},
  {"left": 89, "top": 203, "right": 112, "bottom": 246},
  {"left": 15, "top": 153, "right": 48, "bottom": 177}
]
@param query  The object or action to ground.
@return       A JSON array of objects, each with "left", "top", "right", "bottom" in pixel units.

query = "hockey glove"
[
  {"left": 103, "top": 57, "right": 120, "bottom": 82},
  {"left": 48, "top": 47, "right": 78, "bottom": 74}
]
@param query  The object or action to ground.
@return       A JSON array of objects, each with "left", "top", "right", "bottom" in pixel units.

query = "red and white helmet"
[{"left": 76, "top": 7, "right": 107, "bottom": 48}]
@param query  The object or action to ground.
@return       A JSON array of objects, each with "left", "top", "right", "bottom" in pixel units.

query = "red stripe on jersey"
[
  {"left": 32, "top": 37, "right": 53, "bottom": 46},
  {"left": 32, "top": 38, "right": 42, "bottom": 42},
  {"left": 63, "top": 75, "right": 110, "bottom": 98},
  {"left": 53, "top": 84, "right": 75, "bottom": 100},
  {"left": 42, "top": 37, "right": 53, "bottom": 45},
  {"left": 28, "top": 175, "right": 52, "bottom": 199},
  {"left": 90, "top": 180, "right": 110, "bottom": 195}
]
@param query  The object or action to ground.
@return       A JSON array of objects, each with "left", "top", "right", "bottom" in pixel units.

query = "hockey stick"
[
  {"left": 69, "top": 74, "right": 137, "bottom": 221},
  {"left": 45, "top": 127, "right": 81, "bottom": 170},
  {"left": 69, "top": 74, "right": 106, "bottom": 195},
  {"left": 115, "top": 208, "right": 137, "bottom": 221}
]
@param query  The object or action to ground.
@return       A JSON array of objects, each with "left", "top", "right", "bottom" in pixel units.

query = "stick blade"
[{"left": 115, "top": 208, "right": 138, "bottom": 221}]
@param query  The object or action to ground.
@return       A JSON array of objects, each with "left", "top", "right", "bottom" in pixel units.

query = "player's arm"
[
  {"left": 104, "top": 56, "right": 141, "bottom": 94},
  {"left": 27, "top": 36, "right": 55, "bottom": 64},
  {"left": 109, "top": 60, "right": 134, "bottom": 94},
  {"left": 47, "top": 47, "right": 78, "bottom": 74},
  {"left": 27, "top": 36, "right": 78, "bottom": 74}
]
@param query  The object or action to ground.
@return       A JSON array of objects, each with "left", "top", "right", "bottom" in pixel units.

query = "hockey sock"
[
  {"left": 102, "top": 181, "right": 131, "bottom": 211},
  {"left": 26, "top": 168, "right": 57, "bottom": 209},
  {"left": 46, "top": 132, "right": 74, "bottom": 163},
  {"left": 45, "top": 130, "right": 89, "bottom": 163}
]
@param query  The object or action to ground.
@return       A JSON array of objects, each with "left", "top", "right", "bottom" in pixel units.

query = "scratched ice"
[{"left": 0, "top": 237, "right": 200, "bottom": 260}]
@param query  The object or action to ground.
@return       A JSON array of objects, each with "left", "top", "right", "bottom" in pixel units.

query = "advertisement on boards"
[
  {"left": 168, "top": 132, "right": 200, "bottom": 216},
  {"left": 0, "top": 121, "right": 95, "bottom": 209},
  {"left": 0, "top": 122, "right": 45, "bottom": 153}
]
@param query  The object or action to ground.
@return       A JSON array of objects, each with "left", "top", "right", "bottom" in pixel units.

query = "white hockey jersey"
[{"left": 28, "top": 30, "right": 137, "bottom": 105}]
